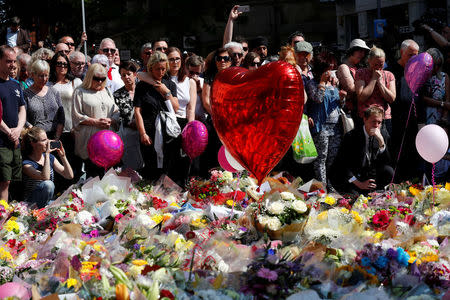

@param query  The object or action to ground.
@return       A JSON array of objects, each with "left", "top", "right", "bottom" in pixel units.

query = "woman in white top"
[
  {"left": 72, "top": 63, "right": 119, "bottom": 178},
  {"left": 49, "top": 52, "right": 83, "bottom": 185}
]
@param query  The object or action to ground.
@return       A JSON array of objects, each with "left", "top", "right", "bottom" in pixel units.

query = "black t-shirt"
[
  {"left": 0, "top": 78, "right": 25, "bottom": 147},
  {"left": 133, "top": 78, "right": 177, "bottom": 139}
]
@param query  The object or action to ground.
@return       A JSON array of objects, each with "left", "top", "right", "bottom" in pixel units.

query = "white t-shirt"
[
  {"left": 170, "top": 75, "right": 191, "bottom": 119},
  {"left": 51, "top": 78, "right": 82, "bottom": 132},
  {"left": 6, "top": 27, "right": 18, "bottom": 47}
]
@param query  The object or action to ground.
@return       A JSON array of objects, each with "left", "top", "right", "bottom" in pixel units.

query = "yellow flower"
[
  {"left": 445, "top": 182, "right": 450, "bottom": 191},
  {"left": 79, "top": 241, "right": 87, "bottom": 251},
  {"left": 191, "top": 218, "right": 206, "bottom": 228},
  {"left": 93, "top": 244, "right": 105, "bottom": 252},
  {"left": 409, "top": 186, "right": 421, "bottom": 196},
  {"left": 226, "top": 200, "right": 235, "bottom": 207},
  {"left": 4, "top": 220, "right": 19, "bottom": 232},
  {"left": 340, "top": 208, "right": 349, "bottom": 214},
  {"left": 174, "top": 237, "right": 194, "bottom": 252},
  {"left": 31, "top": 253, "right": 38, "bottom": 260},
  {"left": 317, "top": 211, "right": 328, "bottom": 220},
  {"left": 0, "top": 247, "right": 13, "bottom": 261},
  {"left": 373, "top": 232, "right": 383, "bottom": 241},
  {"left": 351, "top": 211, "right": 363, "bottom": 224},
  {"left": 65, "top": 278, "right": 78, "bottom": 289},
  {"left": 170, "top": 202, "right": 181, "bottom": 208},
  {"left": 324, "top": 195, "right": 336, "bottom": 206},
  {"left": 0, "top": 200, "right": 9, "bottom": 210},
  {"left": 151, "top": 214, "right": 163, "bottom": 224},
  {"left": 132, "top": 259, "right": 147, "bottom": 266},
  {"left": 128, "top": 265, "right": 145, "bottom": 277}
]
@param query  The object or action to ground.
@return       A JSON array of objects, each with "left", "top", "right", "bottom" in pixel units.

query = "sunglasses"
[
  {"left": 168, "top": 57, "right": 181, "bottom": 63},
  {"left": 250, "top": 61, "right": 262, "bottom": 67},
  {"left": 56, "top": 62, "right": 68, "bottom": 68},
  {"left": 144, "top": 51, "right": 152, "bottom": 56},
  {"left": 243, "top": 47, "right": 248, "bottom": 52},
  {"left": 102, "top": 48, "right": 116, "bottom": 54},
  {"left": 65, "top": 42, "right": 75, "bottom": 47},
  {"left": 189, "top": 70, "right": 200, "bottom": 76},
  {"left": 216, "top": 55, "right": 231, "bottom": 62},
  {"left": 72, "top": 62, "right": 85, "bottom": 67},
  {"left": 155, "top": 47, "right": 168, "bottom": 51},
  {"left": 231, "top": 52, "right": 243, "bottom": 58},
  {"left": 93, "top": 76, "right": 106, "bottom": 82}
]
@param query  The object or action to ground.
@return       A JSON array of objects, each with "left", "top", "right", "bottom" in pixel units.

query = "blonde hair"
[
  {"left": 30, "top": 59, "right": 50, "bottom": 75},
  {"left": 278, "top": 46, "right": 296, "bottom": 66},
  {"left": 29, "top": 48, "right": 54, "bottom": 73},
  {"left": 147, "top": 51, "right": 169, "bottom": 73},
  {"left": 21, "top": 126, "right": 45, "bottom": 157},
  {"left": 368, "top": 46, "right": 385, "bottom": 60},
  {"left": 81, "top": 63, "right": 107, "bottom": 90}
]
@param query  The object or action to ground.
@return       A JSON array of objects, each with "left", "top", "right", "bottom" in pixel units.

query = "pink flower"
[
  {"left": 115, "top": 213, "right": 124, "bottom": 222},
  {"left": 257, "top": 267, "right": 278, "bottom": 281}
]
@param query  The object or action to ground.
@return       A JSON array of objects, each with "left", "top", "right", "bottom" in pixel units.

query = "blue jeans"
[{"left": 27, "top": 180, "right": 55, "bottom": 208}]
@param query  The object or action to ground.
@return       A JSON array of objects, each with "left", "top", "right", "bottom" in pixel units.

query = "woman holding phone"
[{"left": 21, "top": 126, "right": 73, "bottom": 208}]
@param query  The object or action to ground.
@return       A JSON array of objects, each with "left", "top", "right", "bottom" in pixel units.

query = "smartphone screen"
[
  {"left": 237, "top": 5, "right": 250, "bottom": 13},
  {"left": 50, "top": 141, "right": 61, "bottom": 149}
]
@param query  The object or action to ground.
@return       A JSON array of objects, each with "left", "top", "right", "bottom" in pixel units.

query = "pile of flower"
[{"left": 0, "top": 168, "right": 448, "bottom": 299}]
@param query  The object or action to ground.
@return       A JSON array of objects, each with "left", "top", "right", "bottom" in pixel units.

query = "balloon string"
[
  {"left": 391, "top": 96, "right": 415, "bottom": 183},
  {"left": 432, "top": 163, "right": 436, "bottom": 206},
  {"left": 229, "top": 172, "right": 241, "bottom": 219}
]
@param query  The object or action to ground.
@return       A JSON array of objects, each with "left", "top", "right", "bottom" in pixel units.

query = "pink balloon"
[
  {"left": 224, "top": 147, "right": 245, "bottom": 171},
  {"left": 87, "top": 130, "right": 124, "bottom": 168},
  {"left": 218, "top": 146, "right": 237, "bottom": 172},
  {"left": 415, "top": 124, "right": 449, "bottom": 163},
  {"left": 0, "top": 282, "right": 30, "bottom": 300},
  {"left": 405, "top": 53, "right": 433, "bottom": 94},
  {"left": 181, "top": 121, "right": 208, "bottom": 160}
]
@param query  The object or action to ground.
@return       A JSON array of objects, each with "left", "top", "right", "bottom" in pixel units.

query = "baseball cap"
[{"left": 294, "top": 41, "right": 313, "bottom": 54}]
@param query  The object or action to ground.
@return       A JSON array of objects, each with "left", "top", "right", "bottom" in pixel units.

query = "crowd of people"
[{"left": 1, "top": 6, "right": 450, "bottom": 208}]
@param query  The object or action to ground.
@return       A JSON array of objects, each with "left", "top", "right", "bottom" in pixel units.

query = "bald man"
[{"left": 55, "top": 43, "right": 70, "bottom": 56}]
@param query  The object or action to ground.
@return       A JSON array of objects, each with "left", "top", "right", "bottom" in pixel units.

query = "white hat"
[{"left": 348, "top": 39, "right": 370, "bottom": 50}]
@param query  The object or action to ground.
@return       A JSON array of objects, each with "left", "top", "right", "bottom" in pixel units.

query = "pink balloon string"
[
  {"left": 432, "top": 163, "right": 436, "bottom": 206},
  {"left": 391, "top": 95, "right": 416, "bottom": 183}
]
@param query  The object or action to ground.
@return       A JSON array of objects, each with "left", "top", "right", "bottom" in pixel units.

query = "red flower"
[
  {"left": 160, "top": 289, "right": 174, "bottom": 299},
  {"left": 403, "top": 214, "right": 415, "bottom": 225},
  {"left": 185, "top": 231, "right": 196, "bottom": 240},
  {"left": 152, "top": 197, "right": 168, "bottom": 209},
  {"left": 6, "top": 239, "right": 16, "bottom": 248},
  {"left": 372, "top": 210, "right": 391, "bottom": 230},
  {"left": 141, "top": 264, "right": 161, "bottom": 275}
]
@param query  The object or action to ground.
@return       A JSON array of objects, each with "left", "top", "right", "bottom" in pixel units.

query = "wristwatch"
[{"left": 165, "top": 91, "right": 171, "bottom": 99}]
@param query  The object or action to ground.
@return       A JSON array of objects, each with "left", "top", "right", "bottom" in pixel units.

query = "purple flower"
[
  {"left": 386, "top": 248, "right": 397, "bottom": 260},
  {"left": 257, "top": 268, "right": 278, "bottom": 281},
  {"left": 70, "top": 255, "right": 82, "bottom": 271},
  {"left": 134, "top": 243, "right": 140, "bottom": 250},
  {"left": 89, "top": 230, "right": 99, "bottom": 238}
]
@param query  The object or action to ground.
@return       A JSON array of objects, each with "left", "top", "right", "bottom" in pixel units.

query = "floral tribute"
[{"left": 0, "top": 168, "right": 448, "bottom": 299}]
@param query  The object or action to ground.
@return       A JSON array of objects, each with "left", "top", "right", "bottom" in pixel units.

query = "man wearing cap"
[
  {"left": 386, "top": 39, "right": 420, "bottom": 181},
  {"left": 251, "top": 36, "right": 269, "bottom": 62},
  {"left": 1, "top": 17, "right": 31, "bottom": 53},
  {"left": 294, "top": 41, "right": 314, "bottom": 82}
]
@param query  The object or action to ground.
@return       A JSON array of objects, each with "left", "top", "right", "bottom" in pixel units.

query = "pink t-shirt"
[{"left": 355, "top": 68, "right": 394, "bottom": 119}]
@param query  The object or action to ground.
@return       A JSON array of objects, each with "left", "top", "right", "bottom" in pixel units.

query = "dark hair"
[
  {"left": 49, "top": 52, "right": 74, "bottom": 83},
  {"left": 9, "top": 17, "right": 20, "bottom": 26},
  {"left": 204, "top": 48, "right": 228, "bottom": 81},
  {"left": 166, "top": 47, "right": 187, "bottom": 82},
  {"left": 235, "top": 36, "right": 248, "bottom": 45},
  {"left": 363, "top": 105, "right": 384, "bottom": 119},
  {"left": 119, "top": 60, "right": 138, "bottom": 73},
  {"left": 0, "top": 45, "right": 15, "bottom": 59},
  {"left": 153, "top": 37, "right": 169, "bottom": 48},
  {"left": 288, "top": 31, "right": 304, "bottom": 44},
  {"left": 242, "top": 52, "right": 260, "bottom": 69},
  {"left": 312, "top": 50, "right": 337, "bottom": 80}
]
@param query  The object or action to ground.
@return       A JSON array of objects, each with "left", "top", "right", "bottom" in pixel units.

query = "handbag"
[
  {"left": 292, "top": 114, "right": 318, "bottom": 164},
  {"left": 339, "top": 108, "right": 354, "bottom": 134}
]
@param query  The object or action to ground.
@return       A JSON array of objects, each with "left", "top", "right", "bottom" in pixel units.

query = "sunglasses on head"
[
  {"left": 243, "top": 47, "right": 249, "bottom": 52},
  {"left": 189, "top": 70, "right": 200, "bottom": 76},
  {"left": 65, "top": 42, "right": 75, "bottom": 47},
  {"left": 93, "top": 76, "right": 106, "bottom": 82},
  {"left": 102, "top": 48, "right": 116, "bottom": 54},
  {"left": 216, "top": 55, "right": 231, "bottom": 62},
  {"left": 155, "top": 47, "right": 168, "bottom": 51},
  {"left": 56, "top": 61, "right": 68, "bottom": 68},
  {"left": 231, "top": 52, "right": 243, "bottom": 58},
  {"left": 250, "top": 61, "right": 262, "bottom": 67}
]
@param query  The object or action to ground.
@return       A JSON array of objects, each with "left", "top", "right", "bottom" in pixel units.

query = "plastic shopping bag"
[{"left": 292, "top": 114, "right": 317, "bottom": 164}]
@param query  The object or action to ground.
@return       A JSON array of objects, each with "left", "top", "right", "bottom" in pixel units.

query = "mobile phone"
[
  {"left": 237, "top": 5, "right": 250, "bottom": 13},
  {"left": 50, "top": 141, "right": 61, "bottom": 149}
]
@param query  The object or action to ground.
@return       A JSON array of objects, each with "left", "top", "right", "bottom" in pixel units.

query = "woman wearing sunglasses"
[
  {"left": 72, "top": 63, "right": 119, "bottom": 178},
  {"left": 49, "top": 52, "right": 83, "bottom": 187},
  {"left": 242, "top": 52, "right": 261, "bottom": 70}
]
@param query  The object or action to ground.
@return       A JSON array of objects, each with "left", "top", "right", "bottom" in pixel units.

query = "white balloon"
[
  {"left": 415, "top": 124, "right": 449, "bottom": 163},
  {"left": 224, "top": 148, "right": 245, "bottom": 171}
]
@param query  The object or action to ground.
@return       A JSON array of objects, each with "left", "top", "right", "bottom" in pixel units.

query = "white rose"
[
  {"left": 292, "top": 200, "right": 308, "bottom": 213},
  {"left": 257, "top": 215, "right": 270, "bottom": 226},
  {"left": 222, "top": 171, "right": 233, "bottom": 181},
  {"left": 280, "top": 192, "right": 296, "bottom": 201},
  {"left": 266, "top": 217, "right": 282, "bottom": 231},
  {"left": 268, "top": 201, "right": 285, "bottom": 215},
  {"left": 104, "top": 185, "right": 119, "bottom": 195}
]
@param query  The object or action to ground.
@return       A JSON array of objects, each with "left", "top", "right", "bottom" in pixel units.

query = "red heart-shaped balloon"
[{"left": 211, "top": 61, "right": 304, "bottom": 183}]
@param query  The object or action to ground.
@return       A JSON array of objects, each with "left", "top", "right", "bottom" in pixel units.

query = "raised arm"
[{"left": 223, "top": 5, "right": 242, "bottom": 46}]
